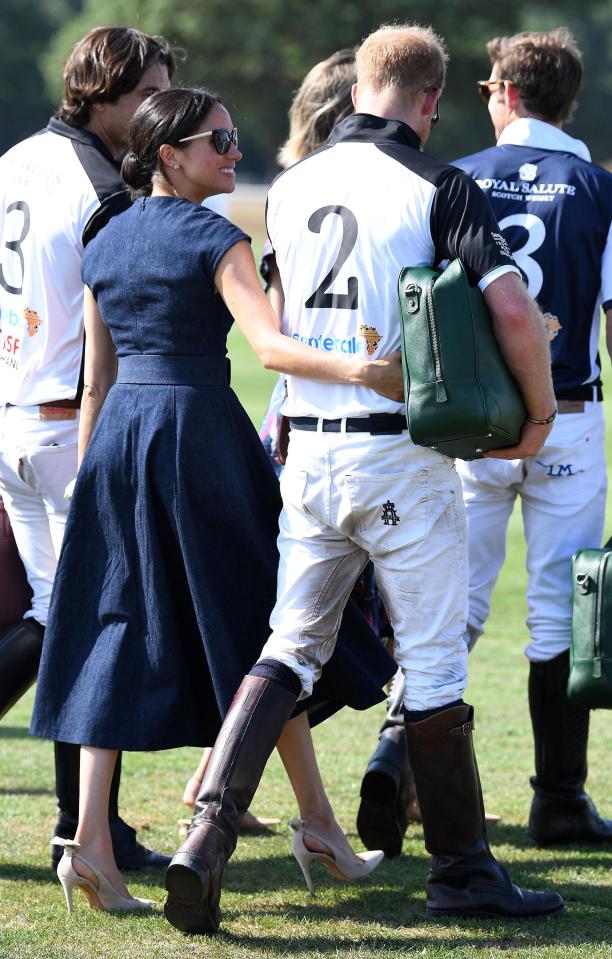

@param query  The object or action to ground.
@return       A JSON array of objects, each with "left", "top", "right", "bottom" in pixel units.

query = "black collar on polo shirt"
[
  {"left": 44, "top": 116, "right": 122, "bottom": 169},
  {"left": 329, "top": 113, "right": 421, "bottom": 150}
]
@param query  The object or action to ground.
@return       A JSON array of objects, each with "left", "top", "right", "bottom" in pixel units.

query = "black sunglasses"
[{"left": 178, "top": 127, "right": 239, "bottom": 155}]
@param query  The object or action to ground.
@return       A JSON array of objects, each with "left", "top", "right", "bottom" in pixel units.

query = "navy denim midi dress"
[{"left": 30, "top": 197, "right": 394, "bottom": 750}]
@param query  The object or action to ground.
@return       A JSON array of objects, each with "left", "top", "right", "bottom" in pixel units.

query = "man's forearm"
[{"left": 484, "top": 273, "right": 556, "bottom": 419}]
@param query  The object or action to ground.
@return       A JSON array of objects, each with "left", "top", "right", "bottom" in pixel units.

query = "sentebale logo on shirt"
[{"left": 291, "top": 325, "right": 383, "bottom": 356}]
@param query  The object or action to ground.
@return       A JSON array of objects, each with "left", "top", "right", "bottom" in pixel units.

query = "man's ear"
[
  {"left": 422, "top": 88, "right": 439, "bottom": 119},
  {"left": 351, "top": 82, "right": 359, "bottom": 110},
  {"left": 505, "top": 80, "right": 521, "bottom": 113}
]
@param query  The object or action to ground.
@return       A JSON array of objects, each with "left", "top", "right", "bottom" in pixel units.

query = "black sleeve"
[
  {"left": 430, "top": 167, "right": 517, "bottom": 286},
  {"left": 82, "top": 189, "right": 131, "bottom": 247},
  {"left": 260, "top": 238, "right": 275, "bottom": 289}
]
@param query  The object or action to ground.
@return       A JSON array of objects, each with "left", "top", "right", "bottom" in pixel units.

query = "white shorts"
[
  {"left": 457, "top": 403, "right": 606, "bottom": 662},
  {"left": 0, "top": 404, "right": 78, "bottom": 625},
  {"left": 258, "top": 427, "right": 469, "bottom": 711}
]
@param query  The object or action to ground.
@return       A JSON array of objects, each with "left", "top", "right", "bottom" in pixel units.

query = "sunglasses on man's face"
[
  {"left": 178, "top": 127, "right": 239, "bottom": 155},
  {"left": 477, "top": 80, "right": 508, "bottom": 104}
]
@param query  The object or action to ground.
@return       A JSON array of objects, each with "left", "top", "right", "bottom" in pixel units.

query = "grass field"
[{"left": 1, "top": 320, "right": 612, "bottom": 958}]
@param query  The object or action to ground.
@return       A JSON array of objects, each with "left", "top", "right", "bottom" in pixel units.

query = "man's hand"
[
  {"left": 361, "top": 350, "right": 404, "bottom": 400},
  {"left": 486, "top": 420, "right": 553, "bottom": 460}
]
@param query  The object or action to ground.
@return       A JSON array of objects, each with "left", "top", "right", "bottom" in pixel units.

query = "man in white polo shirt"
[
  {"left": 0, "top": 25, "right": 173, "bottom": 870},
  {"left": 164, "top": 25, "right": 564, "bottom": 929}
]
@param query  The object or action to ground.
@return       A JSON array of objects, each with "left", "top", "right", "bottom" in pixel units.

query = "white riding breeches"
[
  {"left": 457, "top": 403, "right": 606, "bottom": 663},
  {"left": 0, "top": 404, "right": 78, "bottom": 625},
  {"left": 258, "top": 427, "right": 469, "bottom": 711}
]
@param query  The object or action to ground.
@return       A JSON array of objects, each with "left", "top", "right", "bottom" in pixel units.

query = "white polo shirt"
[
  {"left": 266, "top": 113, "right": 519, "bottom": 418},
  {"left": 0, "top": 118, "right": 128, "bottom": 406}
]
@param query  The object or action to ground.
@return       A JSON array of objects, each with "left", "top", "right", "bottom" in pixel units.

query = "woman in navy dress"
[{"left": 30, "top": 88, "right": 401, "bottom": 912}]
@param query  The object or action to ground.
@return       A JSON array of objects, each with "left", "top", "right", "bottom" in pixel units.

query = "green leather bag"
[
  {"left": 568, "top": 539, "right": 612, "bottom": 709},
  {"left": 397, "top": 259, "right": 525, "bottom": 460}
]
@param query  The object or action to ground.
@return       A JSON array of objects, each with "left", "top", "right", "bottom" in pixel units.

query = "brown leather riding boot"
[
  {"left": 406, "top": 703, "right": 565, "bottom": 918},
  {"left": 164, "top": 674, "right": 298, "bottom": 934}
]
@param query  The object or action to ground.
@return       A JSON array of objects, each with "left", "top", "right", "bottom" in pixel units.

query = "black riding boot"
[
  {"left": 164, "top": 673, "right": 298, "bottom": 934},
  {"left": 0, "top": 619, "right": 45, "bottom": 720},
  {"left": 51, "top": 742, "right": 171, "bottom": 870},
  {"left": 528, "top": 651, "right": 612, "bottom": 845},
  {"left": 406, "top": 702, "right": 564, "bottom": 918},
  {"left": 357, "top": 668, "right": 420, "bottom": 857}
]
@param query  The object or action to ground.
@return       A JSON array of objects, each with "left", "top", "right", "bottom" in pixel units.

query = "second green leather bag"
[
  {"left": 568, "top": 539, "right": 612, "bottom": 709},
  {"left": 398, "top": 259, "right": 525, "bottom": 460}
]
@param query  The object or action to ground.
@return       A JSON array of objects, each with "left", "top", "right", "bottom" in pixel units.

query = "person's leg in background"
[
  {"left": 0, "top": 408, "right": 60, "bottom": 719},
  {"left": 357, "top": 667, "right": 418, "bottom": 856},
  {"left": 521, "top": 406, "right": 612, "bottom": 844}
]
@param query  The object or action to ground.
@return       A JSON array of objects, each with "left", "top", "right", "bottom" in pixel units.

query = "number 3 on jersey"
[
  {"left": 498, "top": 212, "right": 545, "bottom": 299},
  {"left": 0, "top": 200, "right": 31, "bottom": 296},
  {"left": 305, "top": 205, "right": 359, "bottom": 309}
]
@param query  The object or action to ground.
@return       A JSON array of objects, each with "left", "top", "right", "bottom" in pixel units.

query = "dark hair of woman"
[{"left": 121, "top": 87, "right": 220, "bottom": 199}]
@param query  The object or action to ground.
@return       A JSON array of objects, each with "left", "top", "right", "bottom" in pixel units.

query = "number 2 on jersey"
[
  {"left": 0, "top": 200, "right": 31, "bottom": 296},
  {"left": 498, "top": 212, "right": 545, "bottom": 299},
  {"left": 305, "top": 205, "right": 359, "bottom": 309}
]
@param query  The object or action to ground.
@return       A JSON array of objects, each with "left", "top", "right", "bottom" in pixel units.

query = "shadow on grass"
[
  {"left": 488, "top": 820, "right": 612, "bottom": 861},
  {"left": 0, "top": 725, "right": 31, "bottom": 739},
  {"left": 0, "top": 862, "right": 56, "bottom": 884},
  {"left": 0, "top": 786, "right": 54, "bottom": 796},
  {"left": 0, "top": 862, "right": 169, "bottom": 891},
  {"left": 216, "top": 896, "right": 612, "bottom": 954},
  {"left": 222, "top": 852, "right": 612, "bottom": 925}
]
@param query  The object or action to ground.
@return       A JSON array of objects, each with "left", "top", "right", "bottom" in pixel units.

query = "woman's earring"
[{"left": 173, "top": 163, "right": 180, "bottom": 170}]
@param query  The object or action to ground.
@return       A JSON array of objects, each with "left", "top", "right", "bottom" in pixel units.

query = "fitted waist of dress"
[{"left": 116, "top": 354, "right": 231, "bottom": 386}]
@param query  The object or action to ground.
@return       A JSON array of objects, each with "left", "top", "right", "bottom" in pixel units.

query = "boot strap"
[{"left": 450, "top": 721, "right": 474, "bottom": 737}]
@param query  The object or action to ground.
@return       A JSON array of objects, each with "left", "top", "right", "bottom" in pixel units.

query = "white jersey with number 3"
[{"left": 0, "top": 120, "right": 126, "bottom": 406}]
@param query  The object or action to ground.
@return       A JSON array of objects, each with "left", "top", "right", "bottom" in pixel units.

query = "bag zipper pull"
[{"left": 404, "top": 282, "right": 421, "bottom": 314}]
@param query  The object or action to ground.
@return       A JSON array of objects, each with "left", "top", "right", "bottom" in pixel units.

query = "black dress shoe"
[{"left": 51, "top": 813, "right": 171, "bottom": 870}]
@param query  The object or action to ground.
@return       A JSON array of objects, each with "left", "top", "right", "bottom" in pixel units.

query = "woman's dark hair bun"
[
  {"left": 120, "top": 151, "right": 151, "bottom": 192},
  {"left": 122, "top": 87, "right": 221, "bottom": 199}
]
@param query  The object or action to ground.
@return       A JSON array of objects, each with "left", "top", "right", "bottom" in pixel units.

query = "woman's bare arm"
[
  {"left": 78, "top": 287, "right": 117, "bottom": 466},
  {"left": 215, "top": 240, "right": 403, "bottom": 400}
]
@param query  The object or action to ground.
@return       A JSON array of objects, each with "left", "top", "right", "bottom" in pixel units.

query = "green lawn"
[{"left": 1, "top": 325, "right": 612, "bottom": 958}]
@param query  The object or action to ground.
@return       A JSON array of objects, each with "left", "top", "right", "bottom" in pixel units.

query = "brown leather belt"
[
  {"left": 38, "top": 397, "right": 81, "bottom": 409},
  {"left": 557, "top": 400, "right": 585, "bottom": 414}
]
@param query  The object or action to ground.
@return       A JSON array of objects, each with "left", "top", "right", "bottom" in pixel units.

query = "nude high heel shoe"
[
  {"left": 288, "top": 818, "right": 385, "bottom": 895},
  {"left": 54, "top": 838, "right": 155, "bottom": 914}
]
